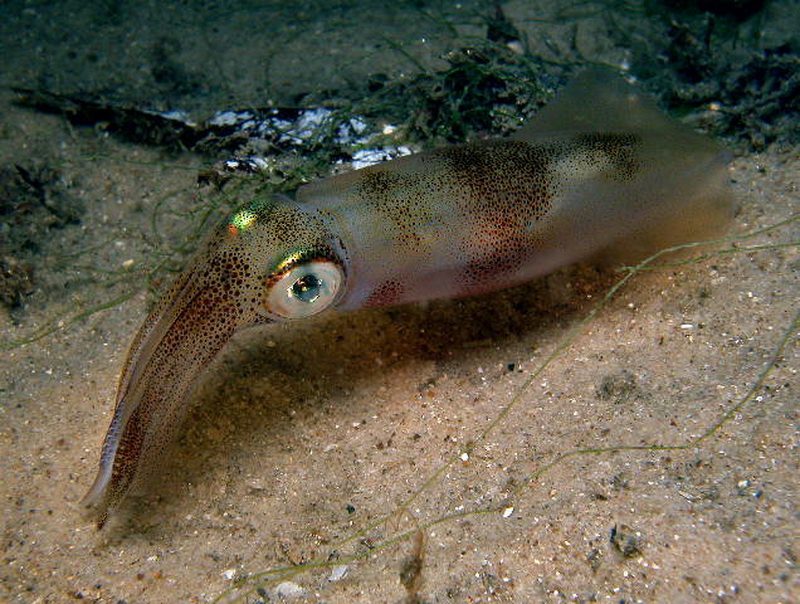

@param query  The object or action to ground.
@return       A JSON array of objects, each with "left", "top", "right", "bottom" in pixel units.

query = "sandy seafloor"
[{"left": 0, "top": 1, "right": 798, "bottom": 603}]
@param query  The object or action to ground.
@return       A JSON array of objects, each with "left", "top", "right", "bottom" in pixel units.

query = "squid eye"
[{"left": 264, "top": 259, "right": 344, "bottom": 319}]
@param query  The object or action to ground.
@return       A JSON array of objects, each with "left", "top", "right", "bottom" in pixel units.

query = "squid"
[{"left": 82, "top": 69, "right": 733, "bottom": 526}]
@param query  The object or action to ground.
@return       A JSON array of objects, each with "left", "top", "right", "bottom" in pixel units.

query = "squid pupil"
[{"left": 291, "top": 274, "right": 322, "bottom": 303}]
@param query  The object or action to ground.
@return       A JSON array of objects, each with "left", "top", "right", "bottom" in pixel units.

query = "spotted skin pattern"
[{"left": 83, "top": 70, "right": 733, "bottom": 526}]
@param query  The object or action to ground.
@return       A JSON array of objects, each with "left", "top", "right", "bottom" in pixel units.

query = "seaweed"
[
  {"left": 632, "top": 4, "right": 799, "bottom": 150},
  {"left": 653, "top": 26, "right": 799, "bottom": 150},
  {"left": 0, "top": 161, "right": 85, "bottom": 310}
]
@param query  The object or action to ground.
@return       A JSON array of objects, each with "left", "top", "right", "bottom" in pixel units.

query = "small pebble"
[
  {"left": 275, "top": 581, "right": 305, "bottom": 597},
  {"left": 610, "top": 523, "right": 644, "bottom": 557},
  {"left": 328, "top": 564, "right": 349, "bottom": 582}
]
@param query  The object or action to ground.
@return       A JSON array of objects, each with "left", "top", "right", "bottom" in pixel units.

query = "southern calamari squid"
[{"left": 83, "top": 69, "right": 733, "bottom": 526}]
